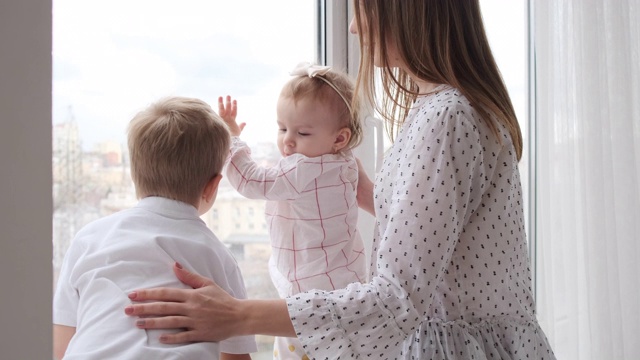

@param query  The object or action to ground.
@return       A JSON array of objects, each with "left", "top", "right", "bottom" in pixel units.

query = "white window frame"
[{"left": 318, "top": 1, "right": 383, "bottom": 260}]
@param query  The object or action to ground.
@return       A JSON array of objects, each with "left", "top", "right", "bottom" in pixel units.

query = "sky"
[
  {"left": 52, "top": 0, "right": 526, "bottom": 151},
  {"left": 53, "top": 0, "right": 316, "bottom": 150}
]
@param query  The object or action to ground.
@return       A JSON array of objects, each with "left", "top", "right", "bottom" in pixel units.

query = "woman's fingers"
[
  {"left": 125, "top": 299, "right": 187, "bottom": 317},
  {"left": 127, "top": 263, "right": 213, "bottom": 303},
  {"left": 133, "top": 316, "right": 222, "bottom": 344},
  {"left": 127, "top": 286, "right": 190, "bottom": 303},
  {"left": 124, "top": 265, "right": 241, "bottom": 343},
  {"left": 134, "top": 315, "right": 191, "bottom": 330},
  {"left": 158, "top": 330, "right": 208, "bottom": 344},
  {"left": 174, "top": 263, "right": 215, "bottom": 289}
]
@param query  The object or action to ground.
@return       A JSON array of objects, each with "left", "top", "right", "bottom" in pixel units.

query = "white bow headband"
[{"left": 289, "top": 62, "right": 353, "bottom": 114}]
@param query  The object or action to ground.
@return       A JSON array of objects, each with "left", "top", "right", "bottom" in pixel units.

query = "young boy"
[{"left": 53, "top": 97, "right": 256, "bottom": 359}]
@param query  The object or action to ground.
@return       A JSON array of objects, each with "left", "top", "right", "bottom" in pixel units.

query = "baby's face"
[{"left": 275, "top": 95, "right": 343, "bottom": 158}]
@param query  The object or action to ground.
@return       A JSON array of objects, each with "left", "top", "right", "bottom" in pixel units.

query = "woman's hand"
[
  {"left": 124, "top": 263, "right": 245, "bottom": 344},
  {"left": 125, "top": 263, "right": 295, "bottom": 343},
  {"left": 218, "top": 95, "right": 246, "bottom": 137}
]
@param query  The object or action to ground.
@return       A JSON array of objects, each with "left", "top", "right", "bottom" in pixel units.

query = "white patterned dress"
[{"left": 286, "top": 86, "right": 556, "bottom": 359}]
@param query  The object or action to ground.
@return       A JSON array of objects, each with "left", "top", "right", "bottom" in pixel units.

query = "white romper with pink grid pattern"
[{"left": 225, "top": 137, "right": 367, "bottom": 359}]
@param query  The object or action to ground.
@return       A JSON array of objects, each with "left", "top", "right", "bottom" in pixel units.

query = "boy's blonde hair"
[
  {"left": 128, "top": 96, "right": 230, "bottom": 205},
  {"left": 281, "top": 69, "right": 363, "bottom": 149}
]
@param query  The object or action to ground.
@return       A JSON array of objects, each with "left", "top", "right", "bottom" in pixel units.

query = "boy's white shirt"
[{"left": 53, "top": 196, "right": 257, "bottom": 359}]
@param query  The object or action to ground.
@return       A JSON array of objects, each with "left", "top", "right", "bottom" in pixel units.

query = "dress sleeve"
[
  {"left": 287, "top": 106, "right": 488, "bottom": 358},
  {"left": 225, "top": 137, "right": 351, "bottom": 200}
]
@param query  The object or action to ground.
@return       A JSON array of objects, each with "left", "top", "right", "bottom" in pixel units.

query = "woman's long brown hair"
[{"left": 352, "top": 0, "right": 523, "bottom": 160}]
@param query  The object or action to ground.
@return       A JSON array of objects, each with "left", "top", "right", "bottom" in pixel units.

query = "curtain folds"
[{"left": 534, "top": 0, "right": 640, "bottom": 359}]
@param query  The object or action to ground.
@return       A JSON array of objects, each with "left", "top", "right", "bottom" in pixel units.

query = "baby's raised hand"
[{"left": 218, "top": 95, "right": 245, "bottom": 136}]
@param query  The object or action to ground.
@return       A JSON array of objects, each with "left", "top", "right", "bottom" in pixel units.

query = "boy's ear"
[
  {"left": 333, "top": 127, "right": 352, "bottom": 153},
  {"left": 203, "top": 174, "right": 223, "bottom": 203}
]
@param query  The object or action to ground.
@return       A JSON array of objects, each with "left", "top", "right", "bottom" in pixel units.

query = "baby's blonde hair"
[
  {"left": 128, "top": 96, "right": 230, "bottom": 206},
  {"left": 281, "top": 69, "right": 362, "bottom": 149}
]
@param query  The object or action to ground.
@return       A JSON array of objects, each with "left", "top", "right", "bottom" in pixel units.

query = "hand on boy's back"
[{"left": 218, "top": 95, "right": 245, "bottom": 137}]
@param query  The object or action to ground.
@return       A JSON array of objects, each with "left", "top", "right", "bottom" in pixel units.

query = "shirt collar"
[{"left": 135, "top": 196, "right": 200, "bottom": 220}]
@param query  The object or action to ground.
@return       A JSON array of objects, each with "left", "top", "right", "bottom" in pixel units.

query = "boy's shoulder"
[
  {"left": 67, "top": 201, "right": 235, "bottom": 268},
  {"left": 73, "top": 207, "right": 132, "bottom": 237},
  {"left": 78, "top": 201, "right": 142, "bottom": 226}
]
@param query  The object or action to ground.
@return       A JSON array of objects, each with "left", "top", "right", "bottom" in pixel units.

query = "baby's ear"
[{"left": 333, "top": 127, "right": 352, "bottom": 152}]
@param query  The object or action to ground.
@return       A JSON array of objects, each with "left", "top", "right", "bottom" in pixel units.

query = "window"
[
  {"left": 478, "top": 1, "right": 529, "bottom": 234},
  {"left": 52, "top": 1, "right": 532, "bottom": 358},
  {"left": 3, "top": 0, "right": 631, "bottom": 358},
  {"left": 53, "top": 0, "right": 317, "bottom": 357}
]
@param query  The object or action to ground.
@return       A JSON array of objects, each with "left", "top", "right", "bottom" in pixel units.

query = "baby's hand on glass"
[{"left": 218, "top": 95, "right": 245, "bottom": 136}]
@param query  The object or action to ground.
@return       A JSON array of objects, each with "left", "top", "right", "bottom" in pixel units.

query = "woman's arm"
[
  {"left": 355, "top": 157, "right": 375, "bottom": 215},
  {"left": 125, "top": 263, "right": 295, "bottom": 343}
]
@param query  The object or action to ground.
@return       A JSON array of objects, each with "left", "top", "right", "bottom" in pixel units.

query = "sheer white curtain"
[{"left": 533, "top": 0, "right": 640, "bottom": 359}]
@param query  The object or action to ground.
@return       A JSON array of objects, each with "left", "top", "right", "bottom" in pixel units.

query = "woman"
[{"left": 126, "top": 1, "right": 556, "bottom": 358}]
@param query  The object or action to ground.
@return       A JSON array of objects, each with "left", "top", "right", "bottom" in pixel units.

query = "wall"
[{"left": 0, "top": 0, "right": 53, "bottom": 358}]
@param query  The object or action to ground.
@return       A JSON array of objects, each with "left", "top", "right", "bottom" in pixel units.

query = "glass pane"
[
  {"left": 479, "top": 0, "right": 528, "bottom": 229},
  {"left": 52, "top": 1, "right": 316, "bottom": 358}
]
